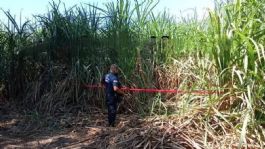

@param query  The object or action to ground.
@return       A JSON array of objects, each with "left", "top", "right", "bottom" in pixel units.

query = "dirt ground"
[
  {"left": 0, "top": 116, "right": 144, "bottom": 149},
  {"left": 0, "top": 104, "right": 149, "bottom": 149},
  {"left": 1, "top": 100, "right": 190, "bottom": 149},
  {"left": 2, "top": 103, "right": 255, "bottom": 149}
]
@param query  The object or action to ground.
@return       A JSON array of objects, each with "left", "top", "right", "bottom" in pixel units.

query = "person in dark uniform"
[{"left": 101, "top": 64, "right": 125, "bottom": 127}]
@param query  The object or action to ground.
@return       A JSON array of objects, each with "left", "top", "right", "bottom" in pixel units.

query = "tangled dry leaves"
[{"left": 0, "top": 105, "right": 261, "bottom": 149}]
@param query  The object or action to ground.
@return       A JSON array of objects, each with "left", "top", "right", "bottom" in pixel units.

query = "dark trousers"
[{"left": 106, "top": 95, "right": 117, "bottom": 125}]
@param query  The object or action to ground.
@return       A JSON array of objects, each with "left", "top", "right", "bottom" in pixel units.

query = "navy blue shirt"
[{"left": 102, "top": 73, "right": 120, "bottom": 96}]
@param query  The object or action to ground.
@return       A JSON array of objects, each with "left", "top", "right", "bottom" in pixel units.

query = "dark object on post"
[{"left": 162, "top": 35, "right": 169, "bottom": 39}]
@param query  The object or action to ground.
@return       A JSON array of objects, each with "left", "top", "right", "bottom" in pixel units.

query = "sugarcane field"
[{"left": 0, "top": 0, "right": 265, "bottom": 148}]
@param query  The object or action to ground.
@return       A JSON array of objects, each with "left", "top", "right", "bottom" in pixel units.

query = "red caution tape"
[{"left": 83, "top": 84, "right": 223, "bottom": 95}]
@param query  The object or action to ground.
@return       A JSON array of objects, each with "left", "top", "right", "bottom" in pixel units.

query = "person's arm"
[
  {"left": 113, "top": 86, "right": 125, "bottom": 95},
  {"left": 113, "top": 79, "right": 125, "bottom": 95}
]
